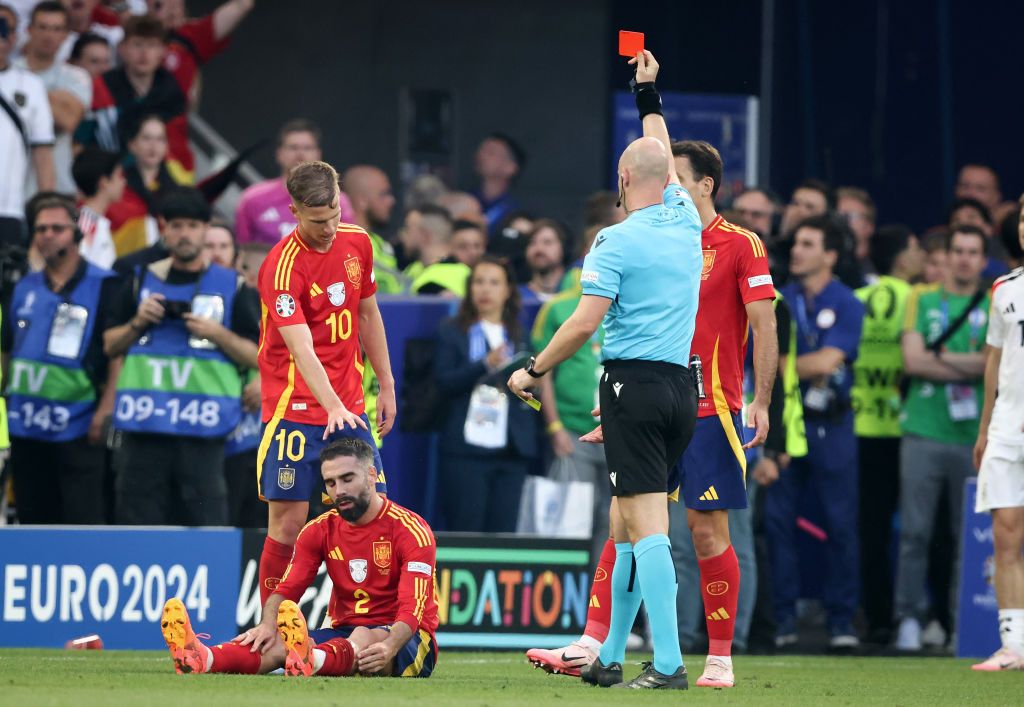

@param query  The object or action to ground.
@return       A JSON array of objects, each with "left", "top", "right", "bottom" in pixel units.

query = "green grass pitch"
[{"left": 0, "top": 649, "right": 1019, "bottom": 705}]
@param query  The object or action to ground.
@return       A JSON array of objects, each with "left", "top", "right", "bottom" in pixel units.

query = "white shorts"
[{"left": 976, "top": 440, "right": 1024, "bottom": 513}]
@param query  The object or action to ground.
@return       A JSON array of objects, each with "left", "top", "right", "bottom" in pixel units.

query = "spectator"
[
  {"left": 895, "top": 224, "right": 989, "bottom": 651},
  {"left": 438, "top": 190, "right": 486, "bottom": 227},
  {"left": 102, "top": 187, "right": 260, "bottom": 526},
  {"left": 58, "top": 0, "right": 121, "bottom": 65},
  {"left": 403, "top": 172, "right": 446, "bottom": 211},
  {"left": 76, "top": 15, "right": 195, "bottom": 182},
  {"left": 999, "top": 203, "right": 1023, "bottom": 270},
  {"left": 434, "top": 256, "right": 537, "bottom": 532},
  {"left": 106, "top": 114, "right": 183, "bottom": 257},
  {"left": 341, "top": 164, "right": 403, "bottom": 293},
  {"left": 2, "top": 195, "right": 119, "bottom": 523},
  {"left": 235, "top": 240, "right": 269, "bottom": 288},
  {"left": 850, "top": 224, "right": 922, "bottom": 644},
  {"left": 947, "top": 197, "right": 1006, "bottom": 278},
  {"left": 71, "top": 145, "right": 122, "bottom": 268},
  {"left": 0, "top": 2, "right": 56, "bottom": 247},
  {"left": 235, "top": 120, "right": 355, "bottom": 246},
  {"left": 472, "top": 132, "right": 525, "bottom": 235},
  {"left": 837, "top": 186, "right": 877, "bottom": 282},
  {"left": 766, "top": 215, "right": 865, "bottom": 649},
  {"left": 15, "top": 1, "right": 90, "bottom": 194},
  {"left": 779, "top": 178, "right": 833, "bottom": 236},
  {"left": 406, "top": 204, "right": 470, "bottom": 297},
  {"left": 202, "top": 220, "right": 264, "bottom": 528},
  {"left": 68, "top": 31, "right": 109, "bottom": 77},
  {"left": 519, "top": 218, "right": 568, "bottom": 305},
  {"left": 921, "top": 230, "right": 948, "bottom": 284},
  {"left": 955, "top": 163, "right": 1002, "bottom": 220},
  {"left": 582, "top": 190, "right": 625, "bottom": 230},
  {"left": 487, "top": 209, "right": 534, "bottom": 283},
  {"left": 450, "top": 219, "right": 486, "bottom": 268},
  {"left": 732, "top": 187, "right": 780, "bottom": 240}
]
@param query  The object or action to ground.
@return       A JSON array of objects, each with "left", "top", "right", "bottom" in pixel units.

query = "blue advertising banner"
[
  {"left": 956, "top": 479, "right": 1000, "bottom": 658},
  {"left": 611, "top": 91, "right": 758, "bottom": 203},
  {"left": 0, "top": 527, "right": 241, "bottom": 649}
]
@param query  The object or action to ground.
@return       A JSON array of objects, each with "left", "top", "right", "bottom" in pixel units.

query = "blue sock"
[
  {"left": 597, "top": 543, "right": 641, "bottom": 665},
  {"left": 633, "top": 534, "right": 683, "bottom": 675}
]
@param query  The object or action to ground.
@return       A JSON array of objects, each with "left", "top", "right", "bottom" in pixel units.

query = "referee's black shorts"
[{"left": 600, "top": 359, "right": 697, "bottom": 497}]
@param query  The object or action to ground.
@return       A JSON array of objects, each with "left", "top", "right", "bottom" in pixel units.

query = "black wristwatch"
[{"left": 525, "top": 356, "right": 545, "bottom": 379}]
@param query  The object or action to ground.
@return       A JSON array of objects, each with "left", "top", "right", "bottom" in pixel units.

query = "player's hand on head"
[
  {"left": 628, "top": 50, "right": 659, "bottom": 83},
  {"left": 324, "top": 405, "right": 368, "bottom": 439},
  {"left": 742, "top": 399, "right": 770, "bottom": 449}
]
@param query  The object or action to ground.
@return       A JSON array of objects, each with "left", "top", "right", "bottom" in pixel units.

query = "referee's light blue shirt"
[{"left": 580, "top": 184, "right": 703, "bottom": 367}]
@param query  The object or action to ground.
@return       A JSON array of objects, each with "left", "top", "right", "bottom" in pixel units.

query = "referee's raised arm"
[{"left": 630, "top": 50, "right": 679, "bottom": 186}]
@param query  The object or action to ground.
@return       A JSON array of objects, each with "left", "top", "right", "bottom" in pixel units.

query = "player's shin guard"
[
  {"left": 598, "top": 543, "right": 642, "bottom": 666},
  {"left": 582, "top": 538, "right": 617, "bottom": 644},
  {"left": 209, "top": 642, "right": 261, "bottom": 674},
  {"left": 259, "top": 536, "right": 294, "bottom": 605},
  {"left": 315, "top": 638, "right": 356, "bottom": 676},
  {"left": 633, "top": 534, "right": 683, "bottom": 675},
  {"left": 699, "top": 544, "right": 740, "bottom": 657}
]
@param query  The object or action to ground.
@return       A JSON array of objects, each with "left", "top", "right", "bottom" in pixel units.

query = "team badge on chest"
[
  {"left": 349, "top": 559, "right": 368, "bottom": 583},
  {"left": 327, "top": 282, "right": 346, "bottom": 306},
  {"left": 373, "top": 540, "right": 392, "bottom": 569},
  {"left": 345, "top": 257, "right": 362, "bottom": 286},
  {"left": 701, "top": 250, "right": 717, "bottom": 280}
]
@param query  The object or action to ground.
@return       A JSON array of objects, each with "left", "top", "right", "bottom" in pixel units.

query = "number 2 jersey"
[
  {"left": 257, "top": 225, "right": 377, "bottom": 425},
  {"left": 986, "top": 268, "right": 1024, "bottom": 445},
  {"left": 274, "top": 499, "right": 439, "bottom": 635}
]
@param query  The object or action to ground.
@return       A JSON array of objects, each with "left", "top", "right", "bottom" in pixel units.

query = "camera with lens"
[{"left": 163, "top": 300, "right": 192, "bottom": 319}]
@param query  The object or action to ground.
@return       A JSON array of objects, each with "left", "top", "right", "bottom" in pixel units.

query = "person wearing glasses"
[{"left": 1, "top": 195, "right": 119, "bottom": 523}]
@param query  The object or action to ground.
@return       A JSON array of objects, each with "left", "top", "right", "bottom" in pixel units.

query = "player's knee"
[
  {"left": 267, "top": 504, "right": 307, "bottom": 543},
  {"left": 992, "top": 511, "right": 1024, "bottom": 557}
]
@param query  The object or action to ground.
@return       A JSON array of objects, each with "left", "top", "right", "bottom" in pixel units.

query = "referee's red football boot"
[
  {"left": 160, "top": 598, "right": 211, "bottom": 674},
  {"left": 278, "top": 600, "right": 316, "bottom": 676}
]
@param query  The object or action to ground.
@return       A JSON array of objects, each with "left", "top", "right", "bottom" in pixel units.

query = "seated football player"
[{"left": 159, "top": 438, "right": 438, "bottom": 678}]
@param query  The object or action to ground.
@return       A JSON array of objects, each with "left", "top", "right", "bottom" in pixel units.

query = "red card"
[{"left": 618, "top": 30, "right": 644, "bottom": 58}]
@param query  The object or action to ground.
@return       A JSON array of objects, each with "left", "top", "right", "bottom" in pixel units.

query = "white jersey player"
[{"left": 972, "top": 253, "right": 1024, "bottom": 671}]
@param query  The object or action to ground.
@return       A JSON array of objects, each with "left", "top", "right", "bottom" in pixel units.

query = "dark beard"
[{"left": 337, "top": 492, "right": 371, "bottom": 522}]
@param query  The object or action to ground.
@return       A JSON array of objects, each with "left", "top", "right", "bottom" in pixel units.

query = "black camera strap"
[
  {"left": 927, "top": 286, "right": 987, "bottom": 353},
  {"left": 0, "top": 90, "right": 30, "bottom": 152}
]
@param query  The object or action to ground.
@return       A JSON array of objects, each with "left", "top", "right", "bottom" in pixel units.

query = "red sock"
[
  {"left": 582, "top": 538, "right": 617, "bottom": 643},
  {"left": 259, "top": 536, "right": 294, "bottom": 605},
  {"left": 315, "top": 638, "right": 355, "bottom": 676},
  {"left": 209, "top": 640, "right": 261, "bottom": 674},
  {"left": 699, "top": 544, "right": 740, "bottom": 657}
]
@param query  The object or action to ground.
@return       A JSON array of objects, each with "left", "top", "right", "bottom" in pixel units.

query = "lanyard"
[
  {"left": 793, "top": 292, "right": 819, "bottom": 350},
  {"left": 939, "top": 292, "right": 981, "bottom": 346}
]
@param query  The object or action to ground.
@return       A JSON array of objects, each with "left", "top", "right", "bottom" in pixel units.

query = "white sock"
[
  {"left": 312, "top": 648, "right": 327, "bottom": 673},
  {"left": 706, "top": 654, "right": 732, "bottom": 666},
  {"left": 577, "top": 635, "right": 602, "bottom": 653},
  {"left": 999, "top": 609, "right": 1024, "bottom": 652}
]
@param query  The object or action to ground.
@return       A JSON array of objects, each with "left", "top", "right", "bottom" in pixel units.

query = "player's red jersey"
[
  {"left": 275, "top": 500, "right": 439, "bottom": 635},
  {"left": 690, "top": 216, "right": 775, "bottom": 418},
  {"left": 257, "top": 224, "right": 377, "bottom": 425}
]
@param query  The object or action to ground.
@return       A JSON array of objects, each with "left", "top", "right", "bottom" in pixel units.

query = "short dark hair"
[
  {"left": 277, "top": 118, "right": 321, "bottom": 149},
  {"left": 125, "top": 113, "right": 165, "bottom": 142},
  {"left": 671, "top": 140, "right": 724, "bottom": 198},
  {"left": 870, "top": 223, "right": 915, "bottom": 275},
  {"left": 70, "top": 32, "right": 109, "bottom": 62},
  {"left": 582, "top": 191, "right": 620, "bottom": 228},
  {"left": 487, "top": 132, "right": 526, "bottom": 170},
  {"left": 320, "top": 437, "right": 376, "bottom": 467},
  {"left": 921, "top": 229, "right": 948, "bottom": 255},
  {"left": 30, "top": 1, "right": 67, "bottom": 24},
  {"left": 794, "top": 178, "right": 836, "bottom": 211},
  {"left": 733, "top": 185, "right": 781, "bottom": 207},
  {"left": 287, "top": 160, "right": 339, "bottom": 207},
  {"left": 947, "top": 223, "right": 988, "bottom": 255},
  {"left": 946, "top": 197, "right": 992, "bottom": 226},
  {"left": 28, "top": 194, "right": 77, "bottom": 229},
  {"left": 158, "top": 187, "right": 211, "bottom": 222},
  {"left": 122, "top": 14, "right": 167, "bottom": 42},
  {"left": 452, "top": 219, "right": 485, "bottom": 235},
  {"left": 72, "top": 147, "right": 120, "bottom": 197},
  {"left": 999, "top": 205, "right": 1024, "bottom": 261},
  {"left": 528, "top": 217, "right": 572, "bottom": 265},
  {"left": 795, "top": 214, "right": 843, "bottom": 255},
  {"left": 0, "top": 3, "right": 17, "bottom": 27}
]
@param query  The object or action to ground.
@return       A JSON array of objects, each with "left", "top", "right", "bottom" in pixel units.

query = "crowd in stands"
[{"left": 1, "top": 0, "right": 1022, "bottom": 655}]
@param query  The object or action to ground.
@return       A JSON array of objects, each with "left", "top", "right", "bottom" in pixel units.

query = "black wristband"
[{"left": 634, "top": 81, "right": 662, "bottom": 119}]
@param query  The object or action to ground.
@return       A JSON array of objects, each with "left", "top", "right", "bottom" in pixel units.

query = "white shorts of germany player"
[{"left": 976, "top": 440, "right": 1024, "bottom": 513}]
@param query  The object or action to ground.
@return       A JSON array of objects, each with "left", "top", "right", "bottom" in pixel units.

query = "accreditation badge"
[
  {"left": 464, "top": 384, "right": 509, "bottom": 449},
  {"left": 188, "top": 294, "right": 225, "bottom": 350},
  {"left": 945, "top": 383, "right": 979, "bottom": 421},
  {"left": 47, "top": 303, "right": 89, "bottom": 359}
]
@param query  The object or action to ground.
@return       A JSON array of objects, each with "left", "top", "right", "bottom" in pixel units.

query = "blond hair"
[{"left": 287, "top": 161, "right": 339, "bottom": 207}]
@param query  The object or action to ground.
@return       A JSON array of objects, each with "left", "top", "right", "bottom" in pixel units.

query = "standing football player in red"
[
  {"left": 253, "top": 160, "right": 396, "bottom": 605},
  {"left": 160, "top": 438, "right": 438, "bottom": 678}
]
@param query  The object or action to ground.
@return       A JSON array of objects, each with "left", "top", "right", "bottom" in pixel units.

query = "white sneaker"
[
  {"left": 829, "top": 633, "right": 860, "bottom": 649},
  {"left": 896, "top": 617, "right": 922, "bottom": 651},
  {"left": 696, "top": 655, "right": 734, "bottom": 688},
  {"left": 626, "top": 631, "right": 646, "bottom": 651},
  {"left": 921, "top": 619, "right": 947, "bottom": 648}
]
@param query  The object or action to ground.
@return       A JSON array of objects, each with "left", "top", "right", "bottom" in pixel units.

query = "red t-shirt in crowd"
[
  {"left": 165, "top": 15, "right": 231, "bottom": 95},
  {"left": 257, "top": 225, "right": 377, "bottom": 425},
  {"left": 275, "top": 500, "right": 439, "bottom": 636},
  {"left": 691, "top": 215, "right": 775, "bottom": 418}
]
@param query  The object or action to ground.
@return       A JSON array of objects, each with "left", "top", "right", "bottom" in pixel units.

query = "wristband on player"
[
  {"left": 546, "top": 420, "right": 565, "bottom": 435},
  {"left": 633, "top": 81, "right": 663, "bottom": 119}
]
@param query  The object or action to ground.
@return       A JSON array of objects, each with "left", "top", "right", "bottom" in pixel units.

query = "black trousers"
[
  {"left": 858, "top": 436, "right": 901, "bottom": 634},
  {"left": 440, "top": 453, "right": 528, "bottom": 533},
  {"left": 10, "top": 435, "right": 107, "bottom": 524},
  {"left": 114, "top": 432, "right": 227, "bottom": 526},
  {"left": 225, "top": 449, "right": 265, "bottom": 528}
]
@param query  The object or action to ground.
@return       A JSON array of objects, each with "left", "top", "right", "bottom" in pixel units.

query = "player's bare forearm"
[
  {"left": 383, "top": 622, "right": 414, "bottom": 658},
  {"left": 358, "top": 296, "right": 395, "bottom": 389},
  {"left": 978, "top": 346, "right": 1001, "bottom": 437},
  {"left": 259, "top": 593, "right": 285, "bottom": 628},
  {"left": 279, "top": 324, "right": 344, "bottom": 411},
  {"left": 641, "top": 114, "right": 679, "bottom": 185},
  {"left": 534, "top": 296, "right": 609, "bottom": 374},
  {"left": 748, "top": 301, "right": 779, "bottom": 404}
]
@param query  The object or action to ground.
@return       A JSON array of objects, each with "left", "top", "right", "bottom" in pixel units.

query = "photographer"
[{"left": 103, "top": 187, "right": 259, "bottom": 526}]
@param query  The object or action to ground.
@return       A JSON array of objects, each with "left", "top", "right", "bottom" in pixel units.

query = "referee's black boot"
[
  {"left": 580, "top": 657, "right": 623, "bottom": 687},
  {"left": 613, "top": 661, "right": 689, "bottom": 690}
]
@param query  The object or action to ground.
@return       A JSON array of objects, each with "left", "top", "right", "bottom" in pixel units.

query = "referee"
[{"left": 508, "top": 50, "right": 702, "bottom": 690}]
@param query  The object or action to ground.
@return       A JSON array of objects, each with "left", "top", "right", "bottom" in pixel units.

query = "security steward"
[
  {"left": 103, "top": 188, "right": 260, "bottom": 526},
  {"left": 2, "top": 196, "right": 120, "bottom": 523},
  {"left": 509, "top": 50, "right": 702, "bottom": 690}
]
